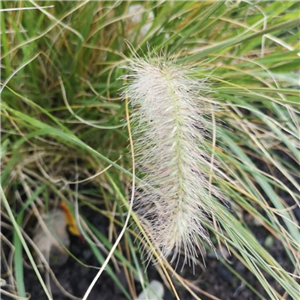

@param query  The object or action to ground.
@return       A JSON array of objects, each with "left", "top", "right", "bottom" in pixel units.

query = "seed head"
[{"left": 123, "top": 57, "right": 223, "bottom": 267}]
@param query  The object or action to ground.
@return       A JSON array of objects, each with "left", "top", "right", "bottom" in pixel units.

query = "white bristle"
[{"left": 123, "top": 57, "right": 223, "bottom": 266}]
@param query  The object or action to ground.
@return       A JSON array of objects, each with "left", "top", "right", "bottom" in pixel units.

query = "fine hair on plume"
[{"left": 122, "top": 50, "right": 225, "bottom": 269}]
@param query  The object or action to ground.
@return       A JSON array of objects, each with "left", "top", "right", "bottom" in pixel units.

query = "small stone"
[
  {"left": 264, "top": 236, "right": 274, "bottom": 248},
  {"left": 137, "top": 280, "right": 164, "bottom": 300}
]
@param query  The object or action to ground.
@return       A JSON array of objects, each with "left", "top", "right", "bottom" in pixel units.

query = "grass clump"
[{"left": 1, "top": 1, "right": 299, "bottom": 300}]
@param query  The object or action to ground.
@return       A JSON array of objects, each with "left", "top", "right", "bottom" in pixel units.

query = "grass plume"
[{"left": 124, "top": 57, "right": 224, "bottom": 266}]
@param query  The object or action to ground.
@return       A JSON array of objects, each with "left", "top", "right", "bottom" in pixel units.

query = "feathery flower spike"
[{"left": 124, "top": 57, "right": 223, "bottom": 267}]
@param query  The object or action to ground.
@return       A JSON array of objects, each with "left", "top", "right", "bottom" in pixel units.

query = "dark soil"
[{"left": 1, "top": 202, "right": 295, "bottom": 300}]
